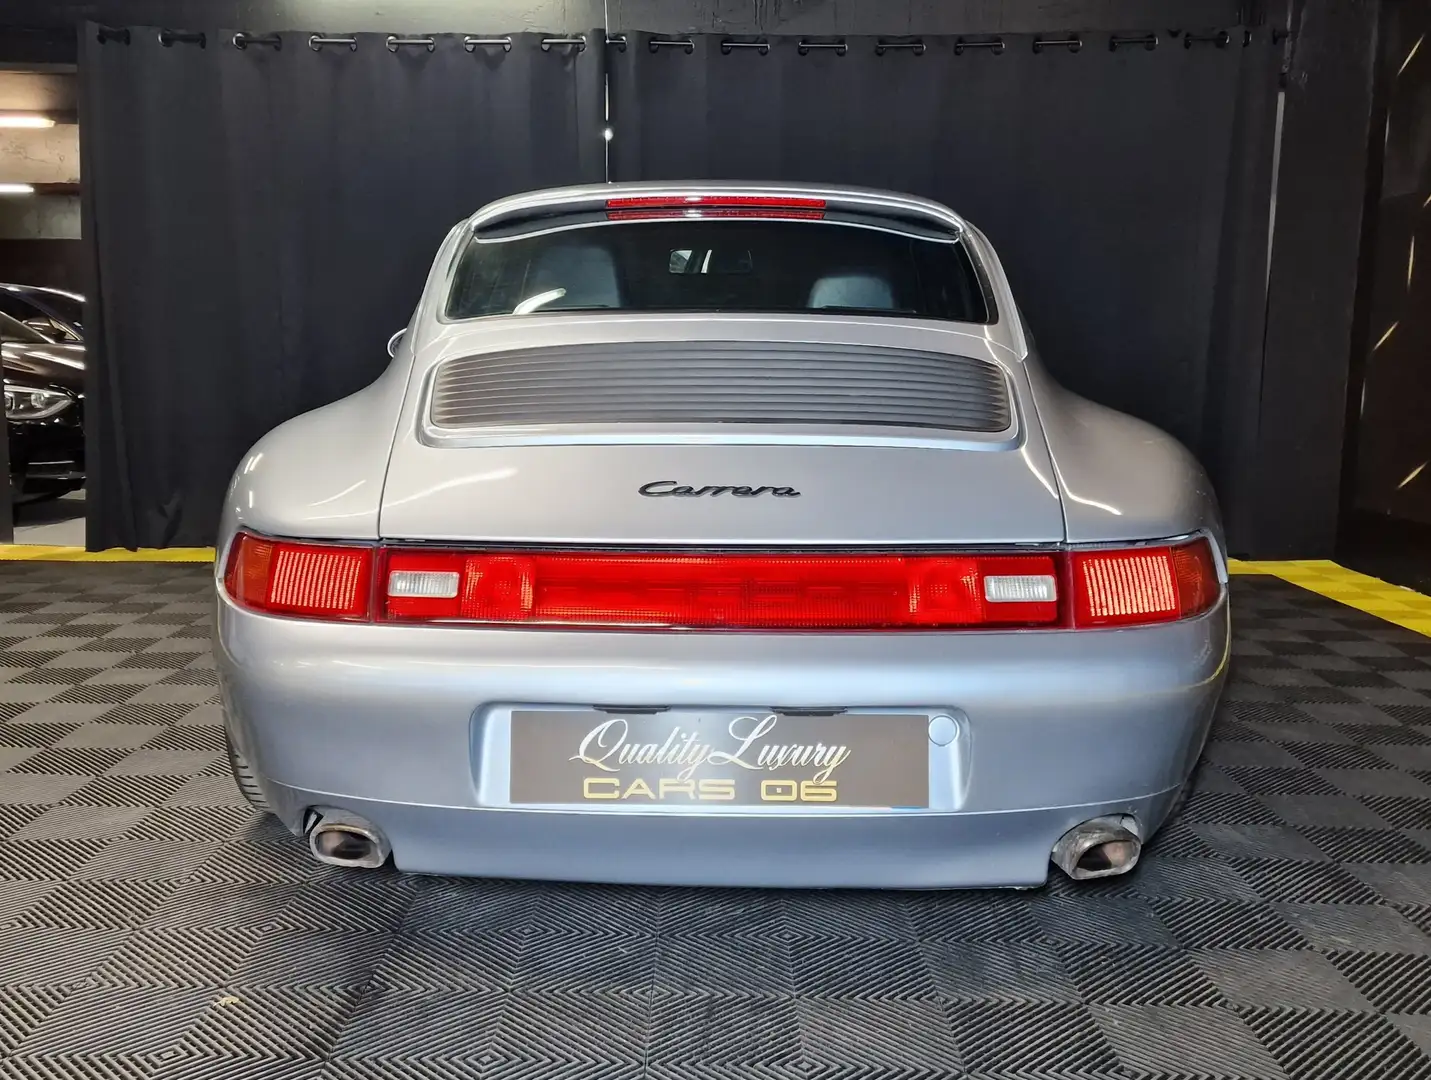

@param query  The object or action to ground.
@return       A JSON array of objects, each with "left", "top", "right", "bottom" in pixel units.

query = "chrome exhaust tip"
[
  {"left": 1051, "top": 815, "right": 1142, "bottom": 881},
  {"left": 308, "top": 810, "right": 390, "bottom": 870}
]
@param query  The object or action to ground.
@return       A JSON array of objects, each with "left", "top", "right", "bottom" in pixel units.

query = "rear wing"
[{"left": 468, "top": 183, "right": 969, "bottom": 239}]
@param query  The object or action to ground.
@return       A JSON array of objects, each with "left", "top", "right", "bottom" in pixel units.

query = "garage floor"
[
  {"left": 9, "top": 492, "right": 87, "bottom": 549},
  {"left": 3, "top": 565, "right": 1431, "bottom": 1079}
]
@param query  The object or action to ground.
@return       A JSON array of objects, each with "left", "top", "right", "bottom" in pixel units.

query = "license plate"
[{"left": 508, "top": 709, "right": 929, "bottom": 808}]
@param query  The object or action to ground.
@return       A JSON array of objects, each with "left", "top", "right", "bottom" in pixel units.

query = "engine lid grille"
[{"left": 427, "top": 342, "right": 1012, "bottom": 433}]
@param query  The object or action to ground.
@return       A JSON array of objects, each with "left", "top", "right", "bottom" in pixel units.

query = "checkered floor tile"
[
  {"left": 3, "top": 563, "right": 1431, "bottom": 1079},
  {"left": 1233, "top": 559, "right": 1431, "bottom": 638}
]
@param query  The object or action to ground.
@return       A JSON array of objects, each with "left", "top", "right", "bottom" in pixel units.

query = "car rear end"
[{"left": 214, "top": 185, "right": 1229, "bottom": 888}]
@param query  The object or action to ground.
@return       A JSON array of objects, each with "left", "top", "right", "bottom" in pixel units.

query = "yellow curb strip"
[{"left": 0, "top": 546, "right": 216, "bottom": 563}]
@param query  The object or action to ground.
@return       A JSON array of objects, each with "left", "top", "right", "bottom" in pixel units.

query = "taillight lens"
[
  {"left": 222, "top": 533, "right": 1221, "bottom": 630},
  {"left": 1070, "top": 538, "right": 1219, "bottom": 628},
  {"left": 223, "top": 533, "right": 373, "bottom": 620},
  {"left": 379, "top": 550, "right": 1059, "bottom": 630}
]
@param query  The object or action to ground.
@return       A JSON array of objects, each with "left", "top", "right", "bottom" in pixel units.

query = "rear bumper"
[
  {"left": 265, "top": 781, "right": 1185, "bottom": 888},
  {"left": 215, "top": 591, "right": 1229, "bottom": 888}
]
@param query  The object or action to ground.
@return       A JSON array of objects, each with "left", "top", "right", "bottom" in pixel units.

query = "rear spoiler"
[{"left": 469, "top": 184, "right": 968, "bottom": 239}]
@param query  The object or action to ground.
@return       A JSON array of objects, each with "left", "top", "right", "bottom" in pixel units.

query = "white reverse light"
[
  {"left": 984, "top": 574, "right": 1057, "bottom": 603},
  {"left": 388, "top": 569, "right": 460, "bottom": 599}
]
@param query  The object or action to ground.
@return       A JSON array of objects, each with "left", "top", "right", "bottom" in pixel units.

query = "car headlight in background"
[{"left": 3, "top": 381, "right": 74, "bottom": 421}]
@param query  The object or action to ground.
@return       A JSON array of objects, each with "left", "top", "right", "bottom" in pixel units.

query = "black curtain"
[
  {"left": 1347, "top": 2, "right": 1431, "bottom": 526},
  {"left": 80, "top": 26, "right": 604, "bottom": 549},
  {"left": 610, "top": 31, "right": 1280, "bottom": 553}
]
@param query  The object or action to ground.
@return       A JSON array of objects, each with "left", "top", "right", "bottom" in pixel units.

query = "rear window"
[{"left": 445, "top": 218, "right": 993, "bottom": 324}]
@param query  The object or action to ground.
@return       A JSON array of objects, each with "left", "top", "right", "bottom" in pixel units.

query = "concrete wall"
[
  {"left": 0, "top": 72, "right": 79, "bottom": 196},
  {"left": 0, "top": 67, "right": 81, "bottom": 297},
  {"left": 0, "top": 196, "right": 81, "bottom": 239},
  {"left": 0, "top": 128, "right": 80, "bottom": 186},
  {"left": 0, "top": 71, "right": 76, "bottom": 110}
]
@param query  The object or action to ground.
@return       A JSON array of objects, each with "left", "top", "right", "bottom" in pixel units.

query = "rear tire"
[{"left": 225, "top": 730, "right": 271, "bottom": 813}]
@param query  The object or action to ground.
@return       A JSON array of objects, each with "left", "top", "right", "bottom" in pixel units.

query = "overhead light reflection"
[
  {"left": 1017, "top": 445, "right": 1058, "bottom": 499},
  {"left": 1398, "top": 462, "right": 1427, "bottom": 490},
  {"left": 1398, "top": 34, "right": 1424, "bottom": 77},
  {"left": 0, "top": 183, "right": 36, "bottom": 196},
  {"left": 0, "top": 115, "right": 55, "bottom": 129},
  {"left": 383, "top": 468, "right": 518, "bottom": 508},
  {"left": 1373, "top": 322, "right": 1398, "bottom": 351},
  {"left": 1065, "top": 491, "right": 1123, "bottom": 516},
  {"left": 310, "top": 480, "right": 366, "bottom": 507}
]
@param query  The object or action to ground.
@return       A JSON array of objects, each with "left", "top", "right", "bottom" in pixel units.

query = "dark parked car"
[
  {"left": 2, "top": 309, "right": 85, "bottom": 502},
  {"left": 0, "top": 284, "right": 84, "bottom": 343}
]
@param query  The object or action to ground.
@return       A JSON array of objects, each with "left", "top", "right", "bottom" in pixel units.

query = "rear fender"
[{"left": 1023, "top": 352, "right": 1224, "bottom": 555}]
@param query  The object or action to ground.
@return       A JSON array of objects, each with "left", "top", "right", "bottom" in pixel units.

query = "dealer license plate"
[{"left": 508, "top": 709, "right": 929, "bottom": 808}]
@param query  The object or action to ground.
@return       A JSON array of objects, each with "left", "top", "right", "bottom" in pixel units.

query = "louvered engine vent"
[{"left": 428, "top": 342, "right": 1011, "bottom": 432}]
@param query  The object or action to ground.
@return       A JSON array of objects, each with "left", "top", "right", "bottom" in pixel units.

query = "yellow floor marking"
[
  {"left": 1229, "top": 558, "right": 1431, "bottom": 638},
  {"left": 0, "top": 546, "right": 216, "bottom": 563}
]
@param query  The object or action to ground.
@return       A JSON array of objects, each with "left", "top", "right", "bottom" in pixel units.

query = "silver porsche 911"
[{"left": 214, "top": 182, "right": 1229, "bottom": 889}]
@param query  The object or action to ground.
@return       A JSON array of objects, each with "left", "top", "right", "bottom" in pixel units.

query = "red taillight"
[
  {"left": 605, "top": 194, "right": 826, "bottom": 221},
  {"left": 223, "top": 533, "right": 373, "bottom": 620},
  {"left": 223, "top": 532, "right": 1221, "bottom": 631},
  {"left": 379, "top": 550, "right": 1059, "bottom": 630},
  {"left": 1070, "top": 538, "right": 1219, "bottom": 628}
]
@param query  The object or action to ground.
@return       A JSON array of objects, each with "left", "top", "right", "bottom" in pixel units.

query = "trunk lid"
[{"left": 378, "top": 316, "right": 1063, "bottom": 546}]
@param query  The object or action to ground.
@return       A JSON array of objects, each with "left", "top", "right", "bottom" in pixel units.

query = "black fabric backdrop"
[
  {"left": 1348, "top": 2, "right": 1431, "bottom": 526},
  {"left": 79, "top": 27, "right": 604, "bottom": 549},
  {"left": 611, "top": 32, "right": 1281, "bottom": 551},
  {"left": 80, "top": 25, "right": 1280, "bottom": 551}
]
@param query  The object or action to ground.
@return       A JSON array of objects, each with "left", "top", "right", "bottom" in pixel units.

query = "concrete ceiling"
[{"left": 0, "top": 72, "right": 75, "bottom": 112}]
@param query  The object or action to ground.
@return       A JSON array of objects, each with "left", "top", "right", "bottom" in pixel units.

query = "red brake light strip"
[
  {"left": 223, "top": 534, "right": 1222, "bottom": 631},
  {"left": 604, "top": 194, "right": 827, "bottom": 221},
  {"left": 604, "top": 195, "right": 828, "bottom": 209}
]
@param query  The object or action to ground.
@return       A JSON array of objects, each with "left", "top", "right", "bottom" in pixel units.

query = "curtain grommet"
[
  {"left": 386, "top": 35, "right": 436, "bottom": 53},
  {"left": 874, "top": 39, "right": 926, "bottom": 57},
  {"left": 158, "top": 29, "right": 206, "bottom": 48},
  {"left": 719, "top": 38, "right": 770, "bottom": 56},
  {"left": 540, "top": 35, "right": 588, "bottom": 52},
  {"left": 1184, "top": 30, "right": 1232, "bottom": 49},
  {"left": 308, "top": 34, "right": 358, "bottom": 52},
  {"left": 954, "top": 37, "right": 1005, "bottom": 56},
  {"left": 1109, "top": 33, "right": 1158, "bottom": 52},
  {"left": 464, "top": 36, "right": 512, "bottom": 53},
  {"left": 233, "top": 32, "right": 282, "bottom": 51}
]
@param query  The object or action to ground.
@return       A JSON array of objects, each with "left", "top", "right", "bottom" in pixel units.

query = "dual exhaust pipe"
[{"left": 305, "top": 808, "right": 1142, "bottom": 883}]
